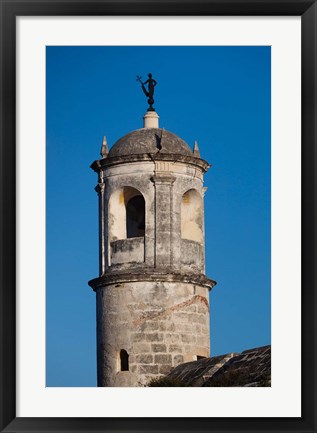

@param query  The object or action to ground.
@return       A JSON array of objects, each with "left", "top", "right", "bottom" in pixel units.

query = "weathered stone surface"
[
  {"left": 135, "top": 354, "right": 153, "bottom": 364},
  {"left": 174, "top": 312, "right": 192, "bottom": 323},
  {"left": 139, "top": 364, "right": 159, "bottom": 374},
  {"left": 154, "top": 354, "right": 172, "bottom": 364},
  {"left": 89, "top": 271, "right": 215, "bottom": 290},
  {"left": 141, "top": 321, "right": 159, "bottom": 332},
  {"left": 159, "top": 321, "right": 176, "bottom": 332},
  {"left": 196, "top": 336, "right": 209, "bottom": 346},
  {"left": 181, "top": 334, "right": 196, "bottom": 344},
  {"left": 197, "top": 303, "right": 209, "bottom": 313},
  {"left": 165, "top": 333, "right": 180, "bottom": 343},
  {"left": 91, "top": 114, "right": 215, "bottom": 387},
  {"left": 133, "top": 343, "right": 151, "bottom": 353},
  {"left": 132, "top": 332, "right": 145, "bottom": 342},
  {"left": 159, "top": 365, "right": 173, "bottom": 375},
  {"left": 168, "top": 344, "right": 182, "bottom": 353},
  {"left": 91, "top": 151, "right": 210, "bottom": 173},
  {"left": 151, "top": 344, "right": 167, "bottom": 353},
  {"left": 108, "top": 128, "right": 193, "bottom": 158},
  {"left": 95, "top": 281, "right": 212, "bottom": 388},
  {"left": 110, "top": 237, "right": 144, "bottom": 265},
  {"left": 145, "top": 333, "right": 164, "bottom": 342},
  {"left": 173, "top": 355, "right": 184, "bottom": 365}
]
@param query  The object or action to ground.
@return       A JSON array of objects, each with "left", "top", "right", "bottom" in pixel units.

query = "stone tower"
[{"left": 89, "top": 110, "right": 216, "bottom": 387}]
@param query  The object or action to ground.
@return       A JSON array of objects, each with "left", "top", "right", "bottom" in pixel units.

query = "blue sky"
[{"left": 46, "top": 46, "right": 271, "bottom": 386}]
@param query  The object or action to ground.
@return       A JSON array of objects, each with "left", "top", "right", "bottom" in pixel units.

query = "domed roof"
[{"left": 108, "top": 128, "right": 193, "bottom": 158}]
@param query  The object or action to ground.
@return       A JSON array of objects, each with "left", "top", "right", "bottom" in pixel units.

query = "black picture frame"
[{"left": 0, "top": 1, "right": 316, "bottom": 432}]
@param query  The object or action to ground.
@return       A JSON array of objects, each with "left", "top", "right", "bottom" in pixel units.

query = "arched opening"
[
  {"left": 181, "top": 189, "right": 203, "bottom": 243},
  {"left": 108, "top": 187, "right": 146, "bottom": 266},
  {"left": 108, "top": 186, "right": 146, "bottom": 242},
  {"left": 126, "top": 195, "right": 145, "bottom": 238},
  {"left": 120, "top": 349, "right": 129, "bottom": 371}
]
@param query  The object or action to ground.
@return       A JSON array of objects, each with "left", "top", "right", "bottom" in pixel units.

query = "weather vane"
[{"left": 136, "top": 73, "right": 157, "bottom": 111}]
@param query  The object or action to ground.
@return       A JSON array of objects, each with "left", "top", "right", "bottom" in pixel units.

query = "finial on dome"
[
  {"left": 193, "top": 140, "right": 200, "bottom": 157},
  {"left": 100, "top": 135, "right": 108, "bottom": 158}
]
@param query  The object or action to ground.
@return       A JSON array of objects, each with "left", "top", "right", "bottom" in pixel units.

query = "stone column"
[
  {"left": 202, "top": 186, "right": 208, "bottom": 274},
  {"left": 151, "top": 171, "right": 175, "bottom": 267},
  {"left": 95, "top": 179, "right": 106, "bottom": 276}
]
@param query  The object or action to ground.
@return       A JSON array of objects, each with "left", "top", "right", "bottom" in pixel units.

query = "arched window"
[
  {"left": 108, "top": 186, "right": 146, "bottom": 242},
  {"left": 181, "top": 189, "right": 203, "bottom": 243},
  {"left": 126, "top": 195, "right": 145, "bottom": 238},
  {"left": 120, "top": 349, "right": 129, "bottom": 371}
]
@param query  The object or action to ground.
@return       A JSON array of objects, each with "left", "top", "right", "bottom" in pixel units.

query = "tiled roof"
[{"left": 167, "top": 345, "right": 271, "bottom": 387}]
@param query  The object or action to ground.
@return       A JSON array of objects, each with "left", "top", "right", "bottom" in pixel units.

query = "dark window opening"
[
  {"left": 120, "top": 349, "right": 129, "bottom": 371},
  {"left": 126, "top": 195, "right": 145, "bottom": 238}
]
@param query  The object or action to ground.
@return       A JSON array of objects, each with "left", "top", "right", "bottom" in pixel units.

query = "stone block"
[
  {"left": 198, "top": 287, "right": 209, "bottom": 298},
  {"left": 195, "top": 324, "right": 202, "bottom": 333},
  {"left": 197, "top": 304, "right": 208, "bottom": 313},
  {"left": 196, "top": 336, "right": 208, "bottom": 346},
  {"left": 187, "top": 313, "right": 198, "bottom": 323},
  {"left": 181, "top": 324, "right": 194, "bottom": 333},
  {"left": 184, "top": 353, "right": 196, "bottom": 362},
  {"left": 139, "top": 364, "right": 159, "bottom": 374},
  {"left": 201, "top": 326, "right": 209, "bottom": 334},
  {"left": 168, "top": 344, "right": 183, "bottom": 353},
  {"left": 133, "top": 343, "right": 151, "bottom": 353},
  {"left": 174, "top": 312, "right": 191, "bottom": 323},
  {"left": 165, "top": 333, "right": 180, "bottom": 343},
  {"left": 195, "top": 347, "right": 209, "bottom": 356},
  {"left": 154, "top": 354, "right": 172, "bottom": 364},
  {"left": 128, "top": 355, "right": 136, "bottom": 364},
  {"left": 173, "top": 355, "right": 184, "bottom": 365},
  {"left": 135, "top": 354, "right": 153, "bottom": 364},
  {"left": 159, "top": 321, "right": 175, "bottom": 332},
  {"left": 132, "top": 333, "right": 145, "bottom": 342},
  {"left": 141, "top": 321, "right": 159, "bottom": 332},
  {"left": 181, "top": 334, "right": 196, "bottom": 344},
  {"left": 151, "top": 344, "right": 167, "bottom": 353},
  {"left": 145, "top": 333, "right": 164, "bottom": 342},
  {"left": 195, "top": 314, "right": 208, "bottom": 325}
]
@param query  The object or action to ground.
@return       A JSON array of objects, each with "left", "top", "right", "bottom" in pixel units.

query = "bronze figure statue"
[{"left": 136, "top": 73, "right": 157, "bottom": 111}]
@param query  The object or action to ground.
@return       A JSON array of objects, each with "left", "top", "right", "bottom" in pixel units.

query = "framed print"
[{"left": 0, "top": 1, "right": 316, "bottom": 432}]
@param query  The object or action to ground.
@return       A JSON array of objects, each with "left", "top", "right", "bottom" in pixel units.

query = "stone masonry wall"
[
  {"left": 96, "top": 281, "right": 210, "bottom": 387},
  {"left": 103, "top": 160, "right": 205, "bottom": 273},
  {"left": 90, "top": 153, "right": 215, "bottom": 387}
]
